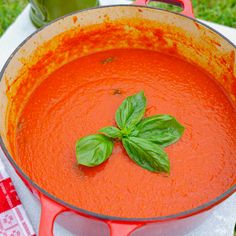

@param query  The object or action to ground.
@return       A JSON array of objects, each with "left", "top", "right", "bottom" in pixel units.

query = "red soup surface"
[{"left": 15, "top": 49, "right": 236, "bottom": 218}]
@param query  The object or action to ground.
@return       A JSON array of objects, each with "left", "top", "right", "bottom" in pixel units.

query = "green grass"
[
  {"left": 0, "top": 0, "right": 236, "bottom": 36},
  {"left": 0, "top": 0, "right": 28, "bottom": 36},
  {"left": 192, "top": 0, "right": 236, "bottom": 28}
]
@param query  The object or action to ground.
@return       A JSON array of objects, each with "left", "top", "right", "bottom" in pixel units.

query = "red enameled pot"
[{"left": 0, "top": 0, "right": 235, "bottom": 235}]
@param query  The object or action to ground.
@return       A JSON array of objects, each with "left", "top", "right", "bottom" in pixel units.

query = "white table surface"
[{"left": 0, "top": 2, "right": 235, "bottom": 236}]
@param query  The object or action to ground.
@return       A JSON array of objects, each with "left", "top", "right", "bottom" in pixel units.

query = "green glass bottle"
[{"left": 29, "top": 0, "right": 99, "bottom": 28}]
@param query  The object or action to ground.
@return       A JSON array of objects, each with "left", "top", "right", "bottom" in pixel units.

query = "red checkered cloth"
[{"left": 0, "top": 158, "right": 35, "bottom": 236}]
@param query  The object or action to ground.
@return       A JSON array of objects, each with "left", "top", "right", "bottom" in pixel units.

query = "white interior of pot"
[{"left": 0, "top": 5, "right": 235, "bottom": 160}]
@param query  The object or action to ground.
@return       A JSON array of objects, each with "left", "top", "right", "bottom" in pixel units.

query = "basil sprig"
[
  {"left": 136, "top": 115, "right": 184, "bottom": 147},
  {"left": 122, "top": 137, "right": 170, "bottom": 173},
  {"left": 116, "top": 91, "right": 146, "bottom": 130},
  {"left": 99, "top": 126, "right": 122, "bottom": 139},
  {"left": 76, "top": 134, "right": 113, "bottom": 167},
  {"left": 76, "top": 91, "right": 185, "bottom": 173}
]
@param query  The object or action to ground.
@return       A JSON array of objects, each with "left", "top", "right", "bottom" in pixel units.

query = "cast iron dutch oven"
[{"left": 0, "top": 0, "right": 235, "bottom": 235}]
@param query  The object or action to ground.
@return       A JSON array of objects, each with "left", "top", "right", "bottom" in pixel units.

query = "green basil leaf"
[
  {"left": 115, "top": 91, "right": 146, "bottom": 130},
  {"left": 76, "top": 134, "right": 113, "bottom": 167},
  {"left": 136, "top": 115, "right": 185, "bottom": 147},
  {"left": 99, "top": 126, "right": 122, "bottom": 139},
  {"left": 122, "top": 137, "right": 170, "bottom": 173}
]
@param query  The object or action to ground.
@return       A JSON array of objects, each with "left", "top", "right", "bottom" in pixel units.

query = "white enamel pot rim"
[{"left": 0, "top": 4, "right": 235, "bottom": 224}]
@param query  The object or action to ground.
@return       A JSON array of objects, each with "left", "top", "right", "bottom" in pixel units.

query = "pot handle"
[
  {"left": 107, "top": 221, "right": 144, "bottom": 236},
  {"left": 133, "top": 0, "right": 195, "bottom": 18},
  {"left": 39, "top": 193, "right": 67, "bottom": 236}
]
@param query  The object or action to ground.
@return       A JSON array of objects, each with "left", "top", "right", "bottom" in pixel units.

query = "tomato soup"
[{"left": 15, "top": 49, "right": 236, "bottom": 218}]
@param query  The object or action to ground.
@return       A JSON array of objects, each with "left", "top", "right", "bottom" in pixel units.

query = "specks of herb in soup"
[
  {"left": 113, "top": 89, "right": 122, "bottom": 95},
  {"left": 17, "top": 120, "right": 24, "bottom": 130},
  {"left": 101, "top": 57, "right": 115, "bottom": 64}
]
